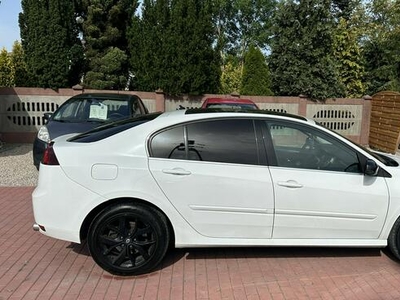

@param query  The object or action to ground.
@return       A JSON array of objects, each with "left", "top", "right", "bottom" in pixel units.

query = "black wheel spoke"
[
  {"left": 133, "top": 244, "right": 151, "bottom": 260},
  {"left": 132, "top": 225, "right": 152, "bottom": 239},
  {"left": 99, "top": 235, "right": 121, "bottom": 247},
  {"left": 135, "top": 240, "right": 156, "bottom": 247},
  {"left": 112, "top": 247, "right": 128, "bottom": 266},
  {"left": 127, "top": 249, "right": 137, "bottom": 266},
  {"left": 118, "top": 216, "right": 128, "bottom": 237}
]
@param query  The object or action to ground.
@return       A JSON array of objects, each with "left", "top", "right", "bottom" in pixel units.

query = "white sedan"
[{"left": 32, "top": 109, "right": 400, "bottom": 276}]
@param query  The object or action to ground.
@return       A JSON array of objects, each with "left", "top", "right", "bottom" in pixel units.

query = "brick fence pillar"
[{"left": 155, "top": 89, "right": 165, "bottom": 112}]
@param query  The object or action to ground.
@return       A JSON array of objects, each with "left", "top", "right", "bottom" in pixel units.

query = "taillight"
[{"left": 42, "top": 143, "right": 60, "bottom": 166}]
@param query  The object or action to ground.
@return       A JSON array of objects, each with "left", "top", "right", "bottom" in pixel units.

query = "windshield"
[
  {"left": 53, "top": 97, "right": 140, "bottom": 123},
  {"left": 316, "top": 122, "right": 399, "bottom": 167}
]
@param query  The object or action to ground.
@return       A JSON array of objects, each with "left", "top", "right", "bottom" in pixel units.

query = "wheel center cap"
[{"left": 125, "top": 238, "right": 131, "bottom": 244}]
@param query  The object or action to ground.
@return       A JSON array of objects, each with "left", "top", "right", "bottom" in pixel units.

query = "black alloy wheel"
[
  {"left": 88, "top": 204, "right": 170, "bottom": 276},
  {"left": 388, "top": 216, "right": 400, "bottom": 261}
]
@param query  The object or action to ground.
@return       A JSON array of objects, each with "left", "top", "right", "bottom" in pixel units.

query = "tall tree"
[
  {"left": 128, "top": 0, "right": 169, "bottom": 91},
  {"left": 128, "top": 0, "right": 220, "bottom": 95},
  {"left": 333, "top": 2, "right": 366, "bottom": 97},
  {"left": 81, "top": 0, "right": 133, "bottom": 89},
  {"left": 19, "top": 0, "right": 83, "bottom": 88},
  {"left": 241, "top": 45, "right": 273, "bottom": 95},
  {"left": 269, "top": 0, "right": 345, "bottom": 100},
  {"left": 167, "top": 0, "right": 220, "bottom": 95},
  {"left": 333, "top": 18, "right": 365, "bottom": 97}
]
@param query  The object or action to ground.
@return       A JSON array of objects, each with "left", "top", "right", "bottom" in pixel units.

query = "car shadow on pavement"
[
  {"left": 68, "top": 242, "right": 395, "bottom": 275},
  {"left": 182, "top": 246, "right": 383, "bottom": 260}
]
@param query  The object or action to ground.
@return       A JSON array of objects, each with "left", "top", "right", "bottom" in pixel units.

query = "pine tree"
[
  {"left": 269, "top": 0, "right": 345, "bottom": 100},
  {"left": 128, "top": 0, "right": 169, "bottom": 91},
  {"left": 167, "top": 0, "right": 220, "bottom": 95},
  {"left": 241, "top": 45, "right": 273, "bottom": 96},
  {"left": 81, "top": 0, "right": 133, "bottom": 89},
  {"left": 19, "top": 0, "right": 83, "bottom": 88},
  {"left": 128, "top": 0, "right": 220, "bottom": 95}
]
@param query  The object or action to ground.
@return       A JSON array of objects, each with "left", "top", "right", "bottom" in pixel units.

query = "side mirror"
[
  {"left": 43, "top": 113, "right": 52, "bottom": 121},
  {"left": 365, "top": 159, "right": 379, "bottom": 176}
]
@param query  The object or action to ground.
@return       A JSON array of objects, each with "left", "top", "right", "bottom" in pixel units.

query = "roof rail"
[{"left": 185, "top": 108, "right": 307, "bottom": 121}]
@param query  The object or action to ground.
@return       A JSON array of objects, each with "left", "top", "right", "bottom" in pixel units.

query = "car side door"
[
  {"left": 148, "top": 118, "right": 275, "bottom": 239},
  {"left": 263, "top": 120, "right": 389, "bottom": 239}
]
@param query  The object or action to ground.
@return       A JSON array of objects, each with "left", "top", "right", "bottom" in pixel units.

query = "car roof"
[
  {"left": 70, "top": 93, "right": 139, "bottom": 100},
  {"left": 204, "top": 97, "right": 256, "bottom": 104},
  {"left": 153, "top": 108, "right": 313, "bottom": 128}
]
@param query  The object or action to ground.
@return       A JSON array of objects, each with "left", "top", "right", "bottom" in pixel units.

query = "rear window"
[{"left": 68, "top": 113, "right": 161, "bottom": 143}]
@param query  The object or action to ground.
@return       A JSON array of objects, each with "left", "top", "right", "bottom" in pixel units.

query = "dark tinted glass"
[
  {"left": 151, "top": 126, "right": 185, "bottom": 159},
  {"left": 268, "top": 121, "right": 361, "bottom": 172},
  {"left": 187, "top": 119, "right": 258, "bottom": 165}
]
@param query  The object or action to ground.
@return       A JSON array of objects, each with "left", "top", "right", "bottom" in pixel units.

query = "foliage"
[
  {"left": 331, "top": 0, "right": 361, "bottom": 20},
  {"left": 80, "top": 0, "right": 133, "bottom": 89},
  {"left": 214, "top": 0, "right": 276, "bottom": 61},
  {"left": 333, "top": 16, "right": 365, "bottom": 97},
  {"left": 0, "top": 48, "right": 13, "bottom": 87},
  {"left": 19, "top": 0, "right": 83, "bottom": 88},
  {"left": 128, "top": 0, "right": 220, "bottom": 95},
  {"left": 10, "top": 41, "right": 29, "bottom": 87},
  {"left": 269, "top": 0, "right": 345, "bottom": 100},
  {"left": 219, "top": 56, "right": 242, "bottom": 94},
  {"left": 362, "top": 0, "right": 400, "bottom": 94},
  {"left": 127, "top": 0, "right": 169, "bottom": 91},
  {"left": 241, "top": 45, "right": 273, "bottom": 96}
]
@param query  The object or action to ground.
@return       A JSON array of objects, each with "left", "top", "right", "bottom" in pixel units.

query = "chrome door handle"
[
  {"left": 162, "top": 168, "right": 191, "bottom": 176},
  {"left": 277, "top": 180, "right": 303, "bottom": 188}
]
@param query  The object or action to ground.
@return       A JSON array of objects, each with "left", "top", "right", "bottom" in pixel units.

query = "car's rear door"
[{"left": 148, "top": 118, "right": 275, "bottom": 239}]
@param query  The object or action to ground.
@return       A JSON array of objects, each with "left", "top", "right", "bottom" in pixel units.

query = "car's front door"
[
  {"left": 265, "top": 121, "right": 389, "bottom": 239},
  {"left": 148, "top": 118, "right": 275, "bottom": 239}
]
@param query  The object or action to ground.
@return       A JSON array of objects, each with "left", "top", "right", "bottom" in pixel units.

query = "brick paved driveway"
[{"left": 1, "top": 186, "right": 400, "bottom": 300}]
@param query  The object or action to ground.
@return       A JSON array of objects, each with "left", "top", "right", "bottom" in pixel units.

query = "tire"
[
  {"left": 87, "top": 203, "right": 170, "bottom": 276},
  {"left": 388, "top": 216, "right": 400, "bottom": 261}
]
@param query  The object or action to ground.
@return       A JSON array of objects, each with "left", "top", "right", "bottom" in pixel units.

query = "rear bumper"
[{"left": 32, "top": 165, "right": 103, "bottom": 244}]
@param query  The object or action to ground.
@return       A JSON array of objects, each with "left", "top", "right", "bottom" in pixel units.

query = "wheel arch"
[{"left": 79, "top": 197, "right": 175, "bottom": 246}]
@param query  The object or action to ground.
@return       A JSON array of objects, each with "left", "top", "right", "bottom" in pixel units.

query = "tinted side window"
[
  {"left": 187, "top": 119, "right": 258, "bottom": 165},
  {"left": 268, "top": 121, "right": 361, "bottom": 173},
  {"left": 151, "top": 126, "right": 185, "bottom": 159}
]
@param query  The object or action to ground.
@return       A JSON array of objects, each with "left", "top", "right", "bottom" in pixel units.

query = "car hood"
[{"left": 46, "top": 120, "right": 104, "bottom": 140}]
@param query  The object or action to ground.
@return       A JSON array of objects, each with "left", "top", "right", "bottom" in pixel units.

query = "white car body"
[{"left": 32, "top": 109, "right": 400, "bottom": 275}]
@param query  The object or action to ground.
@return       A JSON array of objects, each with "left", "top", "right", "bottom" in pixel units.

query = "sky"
[{"left": 0, "top": 0, "right": 22, "bottom": 51}]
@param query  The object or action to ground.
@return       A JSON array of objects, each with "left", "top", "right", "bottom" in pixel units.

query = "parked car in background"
[
  {"left": 201, "top": 97, "right": 259, "bottom": 110},
  {"left": 33, "top": 109, "right": 400, "bottom": 276},
  {"left": 32, "top": 93, "right": 148, "bottom": 169}
]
